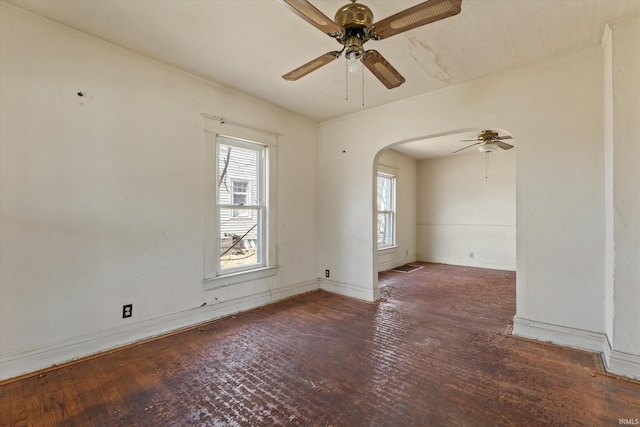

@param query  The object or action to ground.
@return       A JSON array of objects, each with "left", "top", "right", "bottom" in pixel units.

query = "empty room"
[{"left": 1, "top": 0, "right": 639, "bottom": 425}]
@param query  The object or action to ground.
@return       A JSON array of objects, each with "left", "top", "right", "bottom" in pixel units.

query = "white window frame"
[
  {"left": 203, "top": 116, "right": 278, "bottom": 288},
  {"left": 216, "top": 137, "right": 265, "bottom": 275},
  {"left": 377, "top": 172, "right": 396, "bottom": 250}
]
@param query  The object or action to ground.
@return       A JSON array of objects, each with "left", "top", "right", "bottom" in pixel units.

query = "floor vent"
[{"left": 391, "top": 264, "right": 423, "bottom": 273}]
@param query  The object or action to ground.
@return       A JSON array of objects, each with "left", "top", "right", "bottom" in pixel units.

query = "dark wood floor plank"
[
  {"left": 18, "top": 375, "right": 46, "bottom": 427},
  {"left": 0, "top": 379, "right": 28, "bottom": 427},
  {"left": 1, "top": 262, "right": 639, "bottom": 426}
]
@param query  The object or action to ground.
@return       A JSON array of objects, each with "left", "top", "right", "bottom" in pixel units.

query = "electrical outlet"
[
  {"left": 122, "top": 304, "right": 132, "bottom": 318},
  {"left": 325, "top": 269, "right": 330, "bottom": 278},
  {"left": 470, "top": 252, "right": 475, "bottom": 259}
]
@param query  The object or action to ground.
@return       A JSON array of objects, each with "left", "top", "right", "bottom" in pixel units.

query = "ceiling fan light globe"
[
  {"left": 478, "top": 143, "right": 498, "bottom": 153},
  {"left": 347, "top": 58, "right": 361, "bottom": 73}
]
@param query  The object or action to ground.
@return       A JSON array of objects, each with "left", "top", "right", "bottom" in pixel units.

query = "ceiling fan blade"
[
  {"left": 495, "top": 135, "right": 513, "bottom": 140},
  {"left": 495, "top": 141, "right": 514, "bottom": 150},
  {"left": 460, "top": 138, "right": 480, "bottom": 142},
  {"left": 361, "top": 50, "right": 406, "bottom": 89},
  {"left": 453, "top": 142, "right": 481, "bottom": 153},
  {"left": 282, "top": 51, "right": 341, "bottom": 81},
  {"left": 278, "top": 0, "right": 344, "bottom": 37},
  {"left": 370, "top": 0, "right": 462, "bottom": 40}
]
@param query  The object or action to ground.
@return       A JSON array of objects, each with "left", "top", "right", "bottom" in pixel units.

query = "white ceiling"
[
  {"left": 391, "top": 130, "right": 514, "bottom": 159},
  {"left": 6, "top": 0, "right": 640, "bottom": 157}
]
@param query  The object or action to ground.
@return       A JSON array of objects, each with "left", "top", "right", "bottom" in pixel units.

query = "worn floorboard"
[{"left": 1, "top": 263, "right": 638, "bottom": 426}]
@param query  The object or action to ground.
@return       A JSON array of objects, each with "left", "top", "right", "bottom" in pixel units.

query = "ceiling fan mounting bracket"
[{"left": 365, "top": 27, "right": 381, "bottom": 41}]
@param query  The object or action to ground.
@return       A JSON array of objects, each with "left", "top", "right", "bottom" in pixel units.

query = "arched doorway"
[{"left": 373, "top": 129, "right": 517, "bottom": 284}]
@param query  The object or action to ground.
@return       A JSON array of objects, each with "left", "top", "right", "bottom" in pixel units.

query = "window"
[
  {"left": 377, "top": 172, "right": 395, "bottom": 249},
  {"left": 217, "top": 137, "right": 265, "bottom": 273},
  {"left": 231, "top": 179, "right": 250, "bottom": 217},
  {"left": 203, "top": 114, "right": 277, "bottom": 285}
]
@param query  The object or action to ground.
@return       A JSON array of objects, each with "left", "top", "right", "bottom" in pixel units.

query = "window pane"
[
  {"left": 233, "top": 181, "right": 248, "bottom": 193},
  {"left": 219, "top": 208, "right": 262, "bottom": 271},
  {"left": 377, "top": 212, "right": 393, "bottom": 247},
  {"left": 218, "top": 144, "right": 259, "bottom": 207},
  {"left": 216, "top": 138, "right": 266, "bottom": 274},
  {"left": 377, "top": 176, "right": 392, "bottom": 210},
  {"left": 377, "top": 173, "right": 395, "bottom": 249}
]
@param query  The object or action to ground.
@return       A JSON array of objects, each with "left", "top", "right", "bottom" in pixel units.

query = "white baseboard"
[
  {"left": 320, "top": 278, "right": 380, "bottom": 302},
  {"left": 607, "top": 349, "right": 640, "bottom": 381},
  {"left": 378, "top": 258, "right": 400, "bottom": 272},
  {"left": 512, "top": 316, "right": 608, "bottom": 353},
  {"left": 377, "top": 257, "right": 419, "bottom": 273},
  {"left": 418, "top": 255, "right": 516, "bottom": 271},
  {"left": 7, "top": 286, "right": 636, "bottom": 383},
  {"left": 0, "top": 279, "right": 319, "bottom": 381},
  {"left": 455, "top": 315, "right": 640, "bottom": 381}
]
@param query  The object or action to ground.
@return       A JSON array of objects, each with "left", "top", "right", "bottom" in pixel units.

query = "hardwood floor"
[{"left": 1, "top": 263, "right": 639, "bottom": 426}]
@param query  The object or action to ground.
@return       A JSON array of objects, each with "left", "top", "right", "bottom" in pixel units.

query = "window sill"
[
  {"left": 204, "top": 266, "right": 278, "bottom": 291},
  {"left": 378, "top": 246, "right": 398, "bottom": 255}
]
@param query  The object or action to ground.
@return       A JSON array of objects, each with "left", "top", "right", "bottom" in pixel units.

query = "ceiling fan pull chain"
[
  {"left": 345, "top": 60, "right": 349, "bottom": 101},
  {"left": 485, "top": 153, "right": 489, "bottom": 179},
  {"left": 362, "top": 64, "right": 365, "bottom": 107}
]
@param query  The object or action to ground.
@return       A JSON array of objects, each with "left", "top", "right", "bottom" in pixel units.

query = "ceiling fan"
[
  {"left": 278, "top": 0, "right": 463, "bottom": 89},
  {"left": 454, "top": 130, "right": 514, "bottom": 153}
]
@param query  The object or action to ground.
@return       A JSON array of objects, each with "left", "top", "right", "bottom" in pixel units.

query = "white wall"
[
  {"left": 417, "top": 150, "right": 516, "bottom": 270},
  {"left": 0, "top": 6, "right": 319, "bottom": 380},
  {"left": 376, "top": 149, "right": 417, "bottom": 272},
  {"left": 319, "top": 47, "right": 607, "bottom": 354},
  {"left": 3, "top": 4, "right": 638, "bottom": 382},
  {"left": 604, "top": 15, "right": 640, "bottom": 379}
]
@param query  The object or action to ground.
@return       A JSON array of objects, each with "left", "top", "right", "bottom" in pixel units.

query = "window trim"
[{"left": 203, "top": 115, "right": 278, "bottom": 285}]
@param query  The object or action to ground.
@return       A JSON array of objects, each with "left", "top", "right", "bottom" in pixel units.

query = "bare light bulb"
[{"left": 347, "top": 58, "right": 360, "bottom": 74}]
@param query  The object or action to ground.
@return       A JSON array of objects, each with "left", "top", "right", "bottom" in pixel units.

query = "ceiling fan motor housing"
[
  {"left": 480, "top": 130, "right": 499, "bottom": 140},
  {"left": 335, "top": 2, "right": 373, "bottom": 60},
  {"left": 334, "top": 2, "right": 374, "bottom": 30}
]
